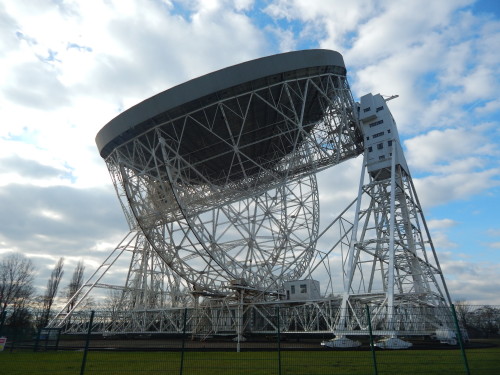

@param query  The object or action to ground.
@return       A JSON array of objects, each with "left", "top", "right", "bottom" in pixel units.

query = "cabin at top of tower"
[{"left": 357, "top": 93, "right": 409, "bottom": 180}]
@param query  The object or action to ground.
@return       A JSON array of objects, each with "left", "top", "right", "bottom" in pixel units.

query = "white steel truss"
[
  {"left": 48, "top": 76, "right": 455, "bottom": 345},
  {"left": 104, "top": 72, "right": 361, "bottom": 294},
  {"left": 329, "top": 93, "right": 453, "bottom": 347},
  {"left": 56, "top": 299, "right": 458, "bottom": 341}
]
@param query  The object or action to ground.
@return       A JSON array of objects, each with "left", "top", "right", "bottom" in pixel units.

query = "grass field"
[{"left": 1, "top": 343, "right": 499, "bottom": 374}]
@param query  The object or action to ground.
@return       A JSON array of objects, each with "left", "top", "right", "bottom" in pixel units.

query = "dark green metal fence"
[{"left": 1, "top": 305, "right": 499, "bottom": 375}]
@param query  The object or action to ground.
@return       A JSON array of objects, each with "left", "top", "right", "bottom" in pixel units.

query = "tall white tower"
[{"left": 333, "top": 93, "right": 452, "bottom": 348}]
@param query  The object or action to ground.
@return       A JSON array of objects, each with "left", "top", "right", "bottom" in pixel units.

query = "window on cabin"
[
  {"left": 369, "top": 120, "right": 384, "bottom": 128},
  {"left": 291, "top": 285, "right": 295, "bottom": 294},
  {"left": 377, "top": 143, "right": 383, "bottom": 150},
  {"left": 300, "top": 284, "right": 307, "bottom": 293}
]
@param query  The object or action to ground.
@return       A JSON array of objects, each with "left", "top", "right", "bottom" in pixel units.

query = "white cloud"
[
  {"left": 443, "top": 260, "right": 500, "bottom": 304},
  {"left": 427, "top": 218, "right": 458, "bottom": 230},
  {"left": 0, "top": 0, "right": 499, "bottom": 307},
  {"left": 426, "top": 219, "right": 459, "bottom": 250},
  {"left": 1, "top": 0, "right": 270, "bottom": 189},
  {"left": 264, "top": 25, "right": 297, "bottom": 52},
  {"left": 0, "top": 0, "right": 273, "bottom": 297},
  {"left": 431, "top": 231, "right": 458, "bottom": 250},
  {"left": 487, "top": 228, "right": 500, "bottom": 237},
  {"left": 413, "top": 169, "right": 499, "bottom": 207},
  {"left": 404, "top": 126, "right": 496, "bottom": 172},
  {"left": 401, "top": 123, "right": 499, "bottom": 210},
  {"left": 345, "top": 1, "right": 471, "bottom": 64},
  {"left": 265, "top": 0, "right": 379, "bottom": 51},
  {"left": 318, "top": 1, "right": 500, "bottom": 139},
  {"left": 476, "top": 99, "right": 500, "bottom": 114}
]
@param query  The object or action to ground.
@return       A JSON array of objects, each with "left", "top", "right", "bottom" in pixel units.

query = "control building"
[
  {"left": 358, "top": 93, "right": 409, "bottom": 178},
  {"left": 283, "top": 279, "right": 321, "bottom": 301}
]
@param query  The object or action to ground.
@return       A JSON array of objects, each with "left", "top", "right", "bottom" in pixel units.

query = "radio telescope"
[
  {"left": 95, "top": 49, "right": 361, "bottom": 296},
  {"left": 50, "top": 50, "right": 455, "bottom": 347}
]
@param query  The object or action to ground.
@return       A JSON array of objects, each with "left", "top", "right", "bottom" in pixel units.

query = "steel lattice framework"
[
  {"left": 103, "top": 59, "right": 361, "bottom": 294},
  {"left": 49, "top": 51, "right": 457, "bottom": 347}
]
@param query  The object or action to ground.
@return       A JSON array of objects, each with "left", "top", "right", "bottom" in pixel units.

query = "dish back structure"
[{"left": 49, "top": 50, "right": 455, "bottom": 346}]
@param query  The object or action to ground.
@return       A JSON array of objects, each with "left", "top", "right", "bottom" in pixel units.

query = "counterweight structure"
[{"left": 49, "top": 50, "right": 455, "bottom": 346}]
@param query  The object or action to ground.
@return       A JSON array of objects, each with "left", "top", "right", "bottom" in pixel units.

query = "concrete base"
[
  {"left": 375, "top": 336, "right": 412, "bottom": 349},
  {"left": 321, "top": 336, "right": 361, "bottom": 348},
  {"left": 232, "top": 335, "right": 247, "bottom": 342},
  {"left": 435, "top": 329, "right": 457, "bottom": 345}
]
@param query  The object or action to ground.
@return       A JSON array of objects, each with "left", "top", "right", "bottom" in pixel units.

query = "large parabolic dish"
[{"left": 97, "top": 49, "right": 364, "bottom": 293}]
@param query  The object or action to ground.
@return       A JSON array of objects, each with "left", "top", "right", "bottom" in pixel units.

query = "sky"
[{"left": 0, "top": 0, "right": 499, "bottom": 306}]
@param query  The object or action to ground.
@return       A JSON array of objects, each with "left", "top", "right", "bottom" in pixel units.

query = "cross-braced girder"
[
  {"left": 52, "top": 48, "right": 457, "bottom": 347},
  {"left": 47, "top": 231, "right": 192, "bottom": 330},
  {"left": 54, "top": 298, "right": 458, "bottom": 340},
  {"left": 104, "top": 72, "right": 361, "bottom": 294}
]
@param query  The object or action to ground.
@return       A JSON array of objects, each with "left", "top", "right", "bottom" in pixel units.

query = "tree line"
[
  {"left": 0, "top": 253, "right": 85, "bottom": 330},
  {"left": 454, "top": 300, "right": 500, "bottom": 338},
  {"left": 1, "top": 253, "right": 499, "bottom": 339}
]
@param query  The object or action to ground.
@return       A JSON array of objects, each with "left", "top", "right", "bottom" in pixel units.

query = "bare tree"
[
  {"left": 39, "top": 257, "right": 64, "bottom": 328},
  {"left": 91, "top": 289, "right": 122, "bottom": 330},
  {"left": 469, "top": 305, "right": 500, "bottom": 338},
  {"left": 65, "top": 260, "right": 85, "bottom": 313},
  {"left": 101, "top": 289, "right": 124, "bottom": 313},
  {"left": 454, "top": 299, "right": 475, "bottom": 329},
  {"left": 0, "top": 253, "right": 35, "bottom": 322}
]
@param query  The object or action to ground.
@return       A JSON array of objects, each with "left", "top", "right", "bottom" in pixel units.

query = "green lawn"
[{"left": 1, "top": 346, "right": 499, "bottom": 375}]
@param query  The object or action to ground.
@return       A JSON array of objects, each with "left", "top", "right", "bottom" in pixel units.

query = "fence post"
[
  {"left": 9, "top": 326, "right": 19, "bottom": 353},
  {"left": 0, "top": 311, "right": 6, "bottom": 336},
  {"left": 54, "top": 328, "right": 61, "bottom": 351},
  {"left": 0, "top": 311, "right": 6, "bottom": 351},
  {"left": 44, "top": 328, "right": 50, "bottom": 350},
  {"left": 276, "top": 306, "right": 282, "bottom": 375},
  {"left": 179, "top": 308, "right": 188, "bottom": 375},
  {"left": 34, "top": 328, "right": 41, "bottom": 352},
  {"left": 450, "top": 304, "right": 470, "bottom": 375},
  {"left": 80, "top": 310, "right": 95, "bottom": 375},
  {"left": 365, "top": 305, "right": 378, "bottom": 375}
]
